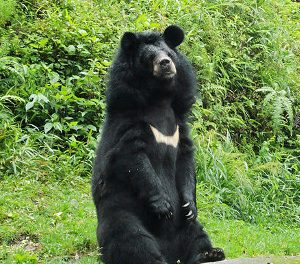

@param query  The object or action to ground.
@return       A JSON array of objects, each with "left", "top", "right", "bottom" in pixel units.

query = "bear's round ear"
[
  {"left": 121, "top": 32, "right": 138, "bottom": 52},
  {"left": 163, "top": 25, "right": 184, "bottom": 48}
]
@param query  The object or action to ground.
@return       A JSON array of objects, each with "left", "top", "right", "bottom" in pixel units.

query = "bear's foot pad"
[{"left": 193, "top": 248, "right": 225, "bottom": 263}]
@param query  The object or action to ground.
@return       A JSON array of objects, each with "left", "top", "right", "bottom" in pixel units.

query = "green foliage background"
[{"left": 0, "top": 0, "right": 299, "bottom": 263}]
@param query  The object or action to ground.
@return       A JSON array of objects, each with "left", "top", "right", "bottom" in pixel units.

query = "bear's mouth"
[
  {"left": 160, "top": 70, "right": 176, "bottom": 79},
  {"left": 153, "top": 69, "right": 176, "bottom": 79},
  {"left": 153, "top": 61, "right": 176, "bottom": 79}
]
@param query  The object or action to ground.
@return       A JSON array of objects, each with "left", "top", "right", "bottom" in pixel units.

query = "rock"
[{"left": 206, "top": 256, "right": 300, "bottom": 264}]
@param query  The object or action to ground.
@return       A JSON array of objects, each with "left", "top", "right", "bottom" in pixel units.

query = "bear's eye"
[
  {"left": 149, "top": 54, "right": 156, "bottom": 61},
  {"left": 167, "top": 51, "right": 176, "bottom": 59},
  {"left": 139, "top": 53, "right": 154, "bottom": 65}
]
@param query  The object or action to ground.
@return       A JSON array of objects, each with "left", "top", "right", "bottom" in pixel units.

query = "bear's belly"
[
  {"left": 145, "top": 124, "right": 181, "bottom": 235},
  {"left": 148, "top": 127, "right": 178, "bottom": 182},
  {"left": 147, "top": 123, "right": 179, "bottom": 190}
]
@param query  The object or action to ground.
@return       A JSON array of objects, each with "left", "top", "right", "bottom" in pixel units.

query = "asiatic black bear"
[{"left": 92, "top": 25, "right": 225, "bottom": 264}]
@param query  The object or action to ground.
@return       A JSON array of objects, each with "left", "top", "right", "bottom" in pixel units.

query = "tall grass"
[{"left": 1, "top": 0, "right": 299, "bottom": 223}]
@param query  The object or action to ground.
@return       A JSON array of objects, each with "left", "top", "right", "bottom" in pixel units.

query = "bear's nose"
[{"left": 160, "top": 58, "right": 171, "bottom": 67}]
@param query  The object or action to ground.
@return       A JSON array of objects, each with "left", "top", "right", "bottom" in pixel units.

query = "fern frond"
[
  {"left": 256, "top": 86, "right": 274, "bottom": 93},
  {"left": 263, "top": 91, "right": 276, "bottom": 105},
  {"left": 281, "top": 96, "right": 294, "bottom": 133},
  {"left": 272, "top": 96, "right": 284, "bottom": 132}
]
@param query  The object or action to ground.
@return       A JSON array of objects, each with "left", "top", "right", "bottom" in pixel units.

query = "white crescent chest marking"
[{"left": 149, "top": 125, "right": 179, "bottom": 148}]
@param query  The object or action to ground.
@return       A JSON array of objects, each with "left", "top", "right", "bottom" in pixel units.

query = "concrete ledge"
[{"left": 206, "top": 256, "right": 300, "bottom": 264}]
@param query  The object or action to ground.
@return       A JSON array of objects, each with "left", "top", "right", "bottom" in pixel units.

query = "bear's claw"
[{"left": 181, "top": 200, "right": 197, "bottom": 221}]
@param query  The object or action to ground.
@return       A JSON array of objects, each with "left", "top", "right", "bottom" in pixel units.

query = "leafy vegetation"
[{"left": 0, "top": 0, "right": 299, "bottom": 262}]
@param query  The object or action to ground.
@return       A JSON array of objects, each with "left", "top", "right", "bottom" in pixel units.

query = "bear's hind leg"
[
  {"left": 101, "top": 231, "right": 167, "bottom": 264},
  {"left": 99, "top": 215, "right": 167, "bottom": 264},
  {"left": 177, "top": 221, "right": 225, "bottom": 264}
]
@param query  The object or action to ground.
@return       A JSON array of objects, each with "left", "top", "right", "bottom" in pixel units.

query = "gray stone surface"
[{"left": 206, "top": 256, "right": 300, "bottom": 264}]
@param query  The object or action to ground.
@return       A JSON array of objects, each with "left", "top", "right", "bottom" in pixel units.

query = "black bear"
[{"left": 92, "top": 25, "right": 225, "bottom": 264}]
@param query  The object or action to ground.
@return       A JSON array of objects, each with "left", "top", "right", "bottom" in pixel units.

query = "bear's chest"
[
  {"left": 149, "top": 124, "right": 179, "bottom": 148},
  {"left": 143, "top": 104, "right": 179, "bottom": 163}
]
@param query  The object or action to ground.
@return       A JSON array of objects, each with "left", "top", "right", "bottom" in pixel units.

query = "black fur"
[{"left": 92, "top": 25, "right": 225, "bottom": 264}]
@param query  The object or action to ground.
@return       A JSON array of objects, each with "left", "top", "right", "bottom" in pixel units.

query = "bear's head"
[{"left": 120, "top": 25, "right": 184, "bottom": 80}]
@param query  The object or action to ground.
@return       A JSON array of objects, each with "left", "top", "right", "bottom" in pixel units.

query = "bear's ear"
[
  {"left": 121, "top": 32, "right": 138, "bottom": 53},
  {"left": 163, "top": 25, "right": 184, "bottom": 48}
]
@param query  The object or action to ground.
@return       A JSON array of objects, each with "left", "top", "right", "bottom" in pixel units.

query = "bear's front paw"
[
  {"left": 149, "top": 194, "right": 173, "bottom": 220},
  {"left": 181, "top": 200, "right": 197, "bottom": 221}
]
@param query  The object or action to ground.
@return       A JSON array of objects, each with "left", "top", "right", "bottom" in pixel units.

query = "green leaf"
[
  {"left": 86, "top": 125, "right": 97, "bottom": 131},
  {"left": 44, "top": 122, "right": 53, "bottom": 133},
  {"left": 53, "top": 122, "right": 63, "bottom": 132},
  {"left": 48, "top": 72, "right": 60, "bottom": 84},
  {"left": 65, "top": 45, "right": 76, "bottom": 54},
  {"left": 39, "top": 38, "right": 49, "bottom": 47},
  {"left": 25, "top": 101, "right": 35, "bottom": 111},
  {"left": 37, "top": 94, "right": 49, "bottom": 103},
  {"left": 78, "top": 29, "right": 88, "bottom": 36}
]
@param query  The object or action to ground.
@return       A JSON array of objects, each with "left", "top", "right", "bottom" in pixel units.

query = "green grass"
[
  {"left": 1, "top": 173, "right": 299, "bottom": 263},
  {"left": 0, "top": 173, "right": 98, "bottom": 263},
  {"left": 205, "top": 219, "right": 299, "bottom": 258}
]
